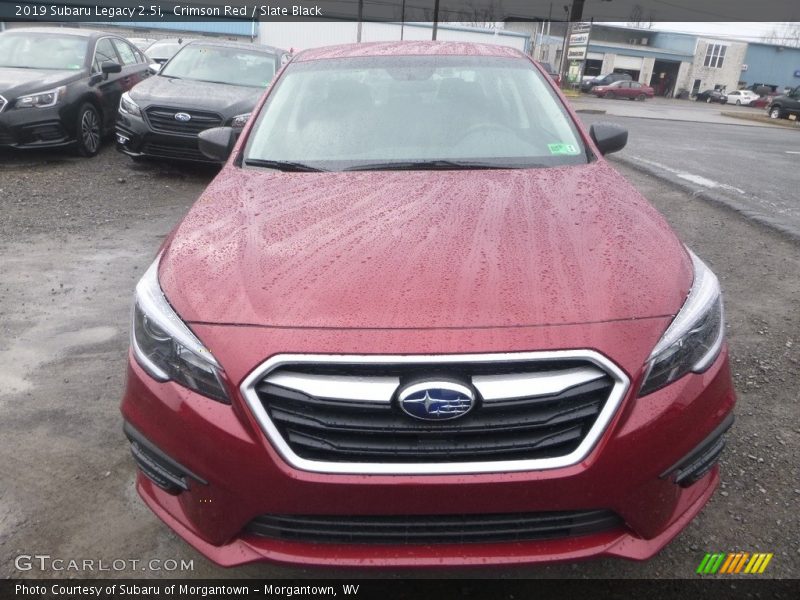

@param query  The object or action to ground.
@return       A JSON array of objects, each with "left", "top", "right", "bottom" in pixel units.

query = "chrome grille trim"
[
  {"left": 240, "top": 351, "right": 630, "bottom": 475},
  {"left": 265, "top": 371, "right": 399, "bottom": 403},
  {"left": 0, "top": 95, "right": 7, "bottom": 114},
  {"left": 474, "top": 366, "right": 607, "bottom": 402}
]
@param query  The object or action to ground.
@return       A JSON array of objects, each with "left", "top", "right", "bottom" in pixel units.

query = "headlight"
[
  {"left": 119, "top": 92, "right": 141, "bottom": 117},
  {"left": 230, "top": 113, "right": 251, "bottom": 128},
  {"left": 131, "top": 256, "right": 229, "bottom": 403},
  {"left": 15, "top": 86, "right": 66, "bottom": 109},
  {"left": 639, "top": 249, "right": 725, "bottom": 396}
]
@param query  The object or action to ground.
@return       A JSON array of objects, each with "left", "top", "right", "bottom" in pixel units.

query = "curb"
[
  {"left": 720, "top": 111, "right": 800, "bottom": 129},
  {"left": 611, "top": 155, "right": 800, "bottom": 244}
]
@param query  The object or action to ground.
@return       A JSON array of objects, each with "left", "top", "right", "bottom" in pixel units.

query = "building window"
[{"left": 704, "top": 43, "right": 727, "bottom": 68}]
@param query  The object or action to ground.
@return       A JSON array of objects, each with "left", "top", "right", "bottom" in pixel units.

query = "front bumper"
[
  {"left": 0, "top": 105, "right": 73, "bottom": 149},
  {"left": 121, "top": 323, "right": 736, "bottom": 568},
  {"left": 115, "top": 111, "right": 218, "bottom": 163}
]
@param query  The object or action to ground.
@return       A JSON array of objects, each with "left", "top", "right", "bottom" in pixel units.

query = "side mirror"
[
  {"left": 589, "top": 123, "right": 628, "bottom": 156},
  {"left": 101, "top": 61, "right": 122, "bottom": 75},
  {"left": 148, "top": 63, "right": 161, "bottom": 74},
  {"left": 198, "top": 127, "right": 237, "bottom": 162}
]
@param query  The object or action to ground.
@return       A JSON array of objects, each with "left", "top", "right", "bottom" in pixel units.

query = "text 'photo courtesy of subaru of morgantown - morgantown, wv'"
[{"left": 120, "top": 41, "right": 735, "bottom": 568}]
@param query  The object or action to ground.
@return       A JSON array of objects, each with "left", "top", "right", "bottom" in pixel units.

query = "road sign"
[
  {"left": 572, "top": 22, "right": 592, "bottom": 33},
  {"left": 570, "top": 33, "right": 589, "bottom": 46},
  {"left": 567, "top": 47, "right": 588, "bottom": 60}
]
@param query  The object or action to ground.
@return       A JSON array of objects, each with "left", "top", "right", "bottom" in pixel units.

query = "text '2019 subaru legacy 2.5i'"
[
  {"left": 121, "top": 42, "right": 735, "bottom": 568},
  {"left": 115, "top": 39, "right": 284, "bottom": 163}
]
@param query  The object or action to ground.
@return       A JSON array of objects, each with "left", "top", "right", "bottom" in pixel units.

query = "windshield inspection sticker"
[{"left": 548, "top": 143, "right": 580, "bottom": 155}]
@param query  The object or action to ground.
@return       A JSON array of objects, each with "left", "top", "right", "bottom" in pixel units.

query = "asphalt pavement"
[{"left": 573, "top": 100, "right": 800, "bottom": 240}]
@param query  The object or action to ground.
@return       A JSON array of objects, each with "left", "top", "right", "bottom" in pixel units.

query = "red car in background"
[
  {"left": 750, "top": 94, "right": 776, "bottom": 109},
  {"left": 593, "top": 79, "right": 655, "bottom": 100},
  {"left": 121, "top": 41, "right": 735, "bottom": 568}
]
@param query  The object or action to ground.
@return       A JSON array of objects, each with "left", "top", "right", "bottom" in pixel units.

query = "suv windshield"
[
  {"left": 0, "top": 33, "right": 87, "bottom": 70},
  {"left": 160, "top": 45, "right": 276, "bottom": 87},
  {"left": 244, "top": 55, "right": 588, "bottom": 171}
]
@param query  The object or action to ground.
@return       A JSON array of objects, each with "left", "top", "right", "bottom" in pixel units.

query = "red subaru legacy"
[{"left": 121, "top": 42, "right": 735, "bottom": 568}]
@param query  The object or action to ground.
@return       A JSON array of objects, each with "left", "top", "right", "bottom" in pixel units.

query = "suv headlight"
[
  {"left": 119, "top": 92, "right": 141, "bottom": 117},
  {"left": 639, "top": 249, "right": 725, "bottom": 396},
  {"left": 15, "top": 86, "right": 66, "bottom": 109},
  {"left": 230, "top": 113, "right": 251, "bottom": 128},
  {"left": 131, "top": 256, "right": 229, "bottom": 403}
]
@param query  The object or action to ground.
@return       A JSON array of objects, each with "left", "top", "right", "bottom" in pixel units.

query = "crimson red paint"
[{"left": 121, "top": 41, "right": 735, "bottom": 567}]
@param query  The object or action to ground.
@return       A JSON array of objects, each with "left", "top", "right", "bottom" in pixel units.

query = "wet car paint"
[{"left": 121, "top": 41, "right": 735, "bottom": 568}]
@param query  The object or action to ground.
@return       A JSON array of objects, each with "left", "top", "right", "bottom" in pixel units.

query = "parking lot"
[{"left": 1, "top": 128, "right": 798, "bottom": 578}]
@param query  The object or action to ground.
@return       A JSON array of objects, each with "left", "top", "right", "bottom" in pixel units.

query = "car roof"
[
  {"left": 294, "top": 41, "right": 524, "bottom": 62},
  {"left": 4, "top": 27, "right": 106, "bottom": 39},
  {"left": 185, "top": 39, "right": 284, "bottom": 55}
]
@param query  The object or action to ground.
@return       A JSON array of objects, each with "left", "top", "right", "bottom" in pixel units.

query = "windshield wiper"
[
  {"left": 343, "top": 160, "right": 528, "bottom": 171},
  {"left": 244, "top": 159, "right": 326, "bottom": 172}
]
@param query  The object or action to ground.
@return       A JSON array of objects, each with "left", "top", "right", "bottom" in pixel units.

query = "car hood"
[
  {"left": 0, "top": 67, "right": 82, "bottom": 99},
  {"left": 159, "top": 161, "right": 693, "bottom": 329},
  {"left": 129, "top": 75, "right": 263, "bottom": 115}
]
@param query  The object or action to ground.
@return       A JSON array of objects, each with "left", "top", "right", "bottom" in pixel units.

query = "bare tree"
[
  {"left": 627, "top": 4, "right": 654, "bottom": 29},
  {"left": 762, "top": 22, "right": 800, "bottom": 47},
  {"left": 461, "top": 0, "right": 503, "bottom": 30}
]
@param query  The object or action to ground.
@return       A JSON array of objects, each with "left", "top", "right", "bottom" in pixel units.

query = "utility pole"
[
  {"left": 357, "top": 0, "right": 364, "bottom": 43},
  {"left": 400, "top": 0, "right": 406, "bottom": 40},
  {"left": 432, "top": 0, "right": 440, "bottom": 40}
]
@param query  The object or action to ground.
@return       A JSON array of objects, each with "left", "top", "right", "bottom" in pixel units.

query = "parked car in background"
[
  {"left": 766, "top": 87, "right": 800, "bottom": 120},
  {"left": 580, "top": 72, "right": 632, "bottom": 93},
  {"left": 145, "top": 38, "right": 192, "bottom": 65},
  {"left": 694, "top": 89, "right": 728, "bottom": 104},
  {"left": 592, "top": 80, "right": 654, "bottom": 101},
  {"left": 750, "top": 94, "right": 776, "bottom": 109},
  {"left": 116, "top": 40, "right": 285, "bottom": 163},
  {"left": 128, "top": 37, "right": 157, "bottom": 52},
  {"left": 537, "top": 61, "right": 561, "bottom": 86},
  {"left": 725, "top": 90, "right": 759, "bottom": 106},
  {"left": 0, "top": 27, "right": 151, "bottom": 156},
  {"left": 121, "top": 41, "right": 735, "bottom": 569}
]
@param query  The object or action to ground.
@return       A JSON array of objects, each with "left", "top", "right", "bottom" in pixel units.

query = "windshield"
[
  {"left": 160, "top": 45, "right": 276, "bottom": 87},
  {"left": 0, "top": 33, "right": 87, "bottom": 70},
  {"left": 244, "top": 55, "right": 587, "bottom": 171}
]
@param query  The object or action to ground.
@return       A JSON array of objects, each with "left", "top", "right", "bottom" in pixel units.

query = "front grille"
[
  {"left": 248, "top": 353, "right": 625, "bottom": 473},
  {"left": 142, "top": 141, "right": 207, "bottom": 162},
  {"left": 23, "top": 122, "right": 66, "bottom": 142},
  {"left": 0, "top": 95, "right": 7, "bottom": 113},
  {"left": 246, "top": 509, "right": 623, "bottom": 545},
  {"left": 144, "top": 106, "right": 222, "bottom": 135}
]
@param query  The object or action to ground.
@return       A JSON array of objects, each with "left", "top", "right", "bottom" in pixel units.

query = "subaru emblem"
[
  {"left": 174, "top": 112, "right": 191, "bottom": 122},
  {"left": 397, "top": 381, "right": 475, "bottom": 421}
]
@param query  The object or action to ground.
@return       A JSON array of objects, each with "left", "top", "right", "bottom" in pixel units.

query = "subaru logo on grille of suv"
[
  {"left": 174, "top": 112, "right": 191, "bottom": 122},
  {"left": 397, "top": 381, "right": 475, "bottom": 421}
]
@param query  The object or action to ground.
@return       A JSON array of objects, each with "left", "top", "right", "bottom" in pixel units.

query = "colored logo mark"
[{"left": 697, "top": 552, "right": 773, "bottom": 574}]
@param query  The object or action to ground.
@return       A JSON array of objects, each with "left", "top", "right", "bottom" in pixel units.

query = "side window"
[
  {"left": 93, "top": 38, "right": 119, "bottom": 72},
  {"left": 630, "top": 82, "right": 641, "bottom": 89},
  {"left": 112, "top": 39, "right": 138, "bottom": 65}
]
